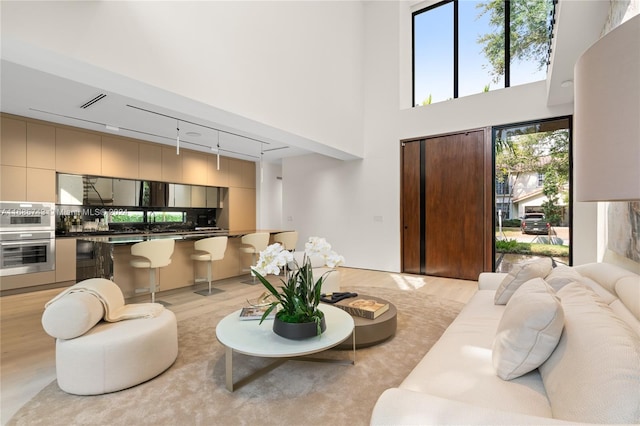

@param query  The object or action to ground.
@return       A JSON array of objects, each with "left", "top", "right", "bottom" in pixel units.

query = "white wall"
[
  {"left": 257, "top": 162, "right": 284, "bottom": 231},
  {"left": 283, "top": 1, "right": 590, "bottom": 273},
  {"left": 0, "top": 0, "right": 365, "bottom": 157}
]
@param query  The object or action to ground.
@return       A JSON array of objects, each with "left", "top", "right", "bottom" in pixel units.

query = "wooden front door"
[{"left": 401, "top": 129, "right": 491, "bottom": 280}]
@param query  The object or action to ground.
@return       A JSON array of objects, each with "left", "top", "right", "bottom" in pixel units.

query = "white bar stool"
[
  {"left": 239, "top": 232, "right": 270, "bottom": 284},
  {"left": 191, "top": 236, "right": 228, "bottom": 296},
  {"left": 130, "top": 239, "right": 175, "bottom": 303},
  {"left": 273, "top": 231, "right": 298, "bottom": 251}
]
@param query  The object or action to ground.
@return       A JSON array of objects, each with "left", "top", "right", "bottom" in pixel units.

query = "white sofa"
[
  {"left": 370, "top": 262, "right": 640, "bottom": 425},
  {"left": 42, "top": 278, "right": 178, "bottom": 395}
]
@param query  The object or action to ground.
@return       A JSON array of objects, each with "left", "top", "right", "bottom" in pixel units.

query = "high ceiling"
[
  {"left": 0, "top": 1, "right": 610, "bottom": 163},
  {"left": 0, "top": 54, "right": 317, "bottom": 164}
]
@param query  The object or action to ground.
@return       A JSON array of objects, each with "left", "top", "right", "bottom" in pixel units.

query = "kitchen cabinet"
[
  {"left": 55, "top": 238, "right": 76, "bottom": 283},
  {"left": 182, "top": 150, "right": 208, "bottom": 185},
  {"left": 1, "top": 116, "right": 26, "bottom": 166},
  {"left": 226, "top": 187, "right": 256, "bottom": 231},
  {"left": 228, "top": 158, "right": 256, "bottom": 189},
  {"left": 55, "top": 128, "right": 102, "bottom": 175},
  {"left": 27, "top": 168, "right": 55, "bottom": 202},
  {"left": 0, "top": 165, "right": 26, "bottom": 201},
  {"left": 58, "top": 173, "right": 83, "bottom": 204},
  {"left": 207, "top": 155, "right": 229, "bottom": 187},
  {"left": 0, "top": 270, "right": 56, "bottom": 292},
  {"left": 113, "top": 178, "right": 138, "bottom": 206},
  {"left": 161, "top": 146, "right": 182, "bottom": 183},
  {"left": 172, "top": 184, "right": 191, "bottom": 207},
  {"left": 139, "top": 143, "right": 162, "bottom": 181},
  {"left": 102, "top": 136, "right": 139, "bottom": 179},
  {"left": 191, "top": 185, "right": 206, "bottom": 208},
  {"left": 26, "top": 122, "right": 55, "bottom": 170},
  {"left": 206, "top": 186, "right": 220, "bottom": 208}
]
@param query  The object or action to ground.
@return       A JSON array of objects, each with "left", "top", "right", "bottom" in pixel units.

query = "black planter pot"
[{"left": 273, "top": 316, "right": 327, "bottom": 340}]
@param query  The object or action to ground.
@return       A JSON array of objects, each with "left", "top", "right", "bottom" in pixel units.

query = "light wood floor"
[{"left": 0, "top": 268, "right": 477, "bottom": 425}]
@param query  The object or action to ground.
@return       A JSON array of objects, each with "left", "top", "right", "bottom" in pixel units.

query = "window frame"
[{"left": 412, "top": 0, "right": 553, "bottom": 107}]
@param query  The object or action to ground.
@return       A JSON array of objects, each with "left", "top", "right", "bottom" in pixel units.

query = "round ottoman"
[
  {"left": 56, "top": 309, "right": 178, "bottom": 395},
  {"left": 334, "top": 295, "right": 397, "bottom": 349}
]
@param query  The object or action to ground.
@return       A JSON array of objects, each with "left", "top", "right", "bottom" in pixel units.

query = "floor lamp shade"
[{"left": 574, "top": 14, "right": 640, "bottom": 202}]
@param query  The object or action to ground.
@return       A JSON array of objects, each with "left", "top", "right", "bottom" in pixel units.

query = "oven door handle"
[{"left": 0, "top": 239, "right": 53, "bottom": 246}]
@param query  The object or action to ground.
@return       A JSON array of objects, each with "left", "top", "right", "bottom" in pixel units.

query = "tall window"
[{"left": 413, "top": 0, "right": 554, "bottom": 106}]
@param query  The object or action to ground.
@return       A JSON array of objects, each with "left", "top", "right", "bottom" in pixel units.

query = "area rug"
[{"left": 8, "top": 286, "right": 464, "bottom": 426}]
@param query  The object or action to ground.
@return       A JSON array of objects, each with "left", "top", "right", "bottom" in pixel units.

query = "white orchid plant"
[{"left": 251, "top": 236, "right": 344, "bottom": 331}]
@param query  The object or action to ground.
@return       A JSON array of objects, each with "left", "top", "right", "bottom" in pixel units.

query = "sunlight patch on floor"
[{"left": 389, "top": 273, "right": 427, "bottom": 290}]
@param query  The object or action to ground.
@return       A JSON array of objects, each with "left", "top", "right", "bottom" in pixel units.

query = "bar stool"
[
  {"left": 273, "top": 231, "right": 298, "bottom": 251},
  {"left": 191, "top": 236, "right": 228, "bottom": 296},
  {"left": 130, "top": 239, "right": 175, "bottom": 303},
  {"left": 239, "top": 232, "right": 270, "bottom": 284}
]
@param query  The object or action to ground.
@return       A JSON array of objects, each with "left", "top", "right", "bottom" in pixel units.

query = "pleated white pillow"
[
  {"left": 494, "top": 257, "right": 553, "bottom": 304},
  {"left": 493, "top": 277, "right": 564, "bottom": 380},
  {"left": 544, "top": 264, "right": 582, "bottom": 291}
]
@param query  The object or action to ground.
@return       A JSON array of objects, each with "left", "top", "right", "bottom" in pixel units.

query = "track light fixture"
[
  {"left": 217, "top": 131, "right": 221, "bottom": 171},
  {"left": 176, "top": 120, "right": 180, "bottom": 155},
  {"left": 260, "top": 142, "right": 264, "bottom": 183}
]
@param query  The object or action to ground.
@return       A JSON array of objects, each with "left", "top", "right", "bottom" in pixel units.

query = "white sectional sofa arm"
[
  {"left": 370, "top": 389, "right": 579, "bottom": 426},
  {"left": 478, "top": 271, "right": 508, "bottom": 290}
]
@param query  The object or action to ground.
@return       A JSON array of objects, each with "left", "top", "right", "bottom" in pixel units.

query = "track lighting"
[{"left": 176, "top": 120, "right": 180, "bottom": 155}]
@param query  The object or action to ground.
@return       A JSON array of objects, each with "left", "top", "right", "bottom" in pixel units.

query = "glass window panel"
[
  {"left": 509, "top": 0, "right": 551, "bottom": 86},
  {"left": 494, "top": 117, "right": 571, "bottom": 271},
  {"left": 148, "top": 211, "right": 185, "bottom": 223},
  {"left": 459, "top": 0, "right": 504, "bottom": 97},
  {"left": 110, "top": 211, "right": 144, "bottom": 223},
  {"left": 413, "top": 2, "right": 454, "bottom": 105}
]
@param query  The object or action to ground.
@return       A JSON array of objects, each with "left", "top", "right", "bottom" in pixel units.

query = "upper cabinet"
[
  {"left": 182, "top": 150, "right": 208, "bottom": 185},
  {"left": 27, "top": 122, "right": 55, "bottom": 170},
  {"left": 161, "top": 146, "right": 182, "bottom": 183},
  {"left": 58, "top": 172, "right": 222, "bottom": 208},
  {"left": 102, "top": 136, "right": 139, "bottom": 179},
  {"left": 228, "top": 158, "right": 256, "bottom": 189},
  {"left": 56, "top": 128, "right": 101, "bottom": 175},
  {"left": 3, "top": 114, "right": 260, "bottom": 207},
  {"left": 0, "top": 117, "right": 55, "bottom": 201},
  {"left": 139, "top": 143, "right": 162, "bottom": 181},
  {"left": 1, "top": 116, "right": 26, "bottom": 166},
  {"left": 208, "top": 155, "right": 229, "bottom": 187}
]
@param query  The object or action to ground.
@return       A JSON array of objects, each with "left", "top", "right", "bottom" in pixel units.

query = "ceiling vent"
[{"left": 80, "top": 93, "right": 106, "bottom": 109}]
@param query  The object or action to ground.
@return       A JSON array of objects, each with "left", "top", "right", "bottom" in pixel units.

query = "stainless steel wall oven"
[{"left": 0, "top": 202, "right": 55, "bottom": 276}]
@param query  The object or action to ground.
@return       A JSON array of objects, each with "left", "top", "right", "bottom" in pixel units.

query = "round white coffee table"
[{"left": 216, "top": 304, "right": 355, "bottom": 391}]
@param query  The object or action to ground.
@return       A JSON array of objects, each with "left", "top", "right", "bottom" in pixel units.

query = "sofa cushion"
[
  {"left": 493, "top": 278, "right": 564, "bottom": 380},
  {"left": 616, "top": 276, "right": 640, "bottom": 323},
  {"left": 400, "top": 290, "right": 553, "bottom": 418},
  {"left": 544, "top": 265, "right": 581, "bottom": 291},
  {"left": 42, "top": 292, "right": 104, "bottom": 339},
  {"left": 494, "top": 257, "right": 553, "bottom": 305},
  {"left": 539, "top": 282, "right": 640, "bottom": 424}
]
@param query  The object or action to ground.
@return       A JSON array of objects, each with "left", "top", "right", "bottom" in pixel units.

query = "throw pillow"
[
  {"left": 539, "top": 282, "right": 640, "bottom": 424},
  {"left": 41, "top": 292, "right": 104, "bottom": 339},
  {"left": 544, "top": 264, "right": 582, "bottom": 291},
  {"left": 494, "top": 257, "right": 553, "bottom": 304},
  {"left": 492, "top": 277, "right": 564, "bottom": 380}
]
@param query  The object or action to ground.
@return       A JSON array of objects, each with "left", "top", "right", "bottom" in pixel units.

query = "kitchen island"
[{"left": 75, "top": 229, "right": 292, "bottom": 299}]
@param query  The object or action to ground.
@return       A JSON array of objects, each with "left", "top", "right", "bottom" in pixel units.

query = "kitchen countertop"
[{"left": 72, "top": 229, "right": 293, "bottom": 245}]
